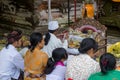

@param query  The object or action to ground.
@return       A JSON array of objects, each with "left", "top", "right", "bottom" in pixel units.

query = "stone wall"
[
  {"left": 0, "top": 0, "right": 92, "bottom": 36},
  {"left": 0, "top": 0, "right": 36, "bottom": 36}
]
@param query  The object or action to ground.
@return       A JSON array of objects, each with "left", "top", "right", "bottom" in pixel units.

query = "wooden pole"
[
  {"left": 96, "top": 0, "right": 100, "bottom": 20},
  {"left": 68, "top": 0, "right": 70, "bottom": 26}
]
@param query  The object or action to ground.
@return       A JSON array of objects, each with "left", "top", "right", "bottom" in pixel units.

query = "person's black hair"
[
  {"left": 44, "top": 30, "right": 56, "bottom": 45},
  {"left": 29, "top": 32, "right": 43, "bottom": 52},
  {"left": 6, "top": 29, "right": 22, "bottom": 48},
  {"left": 100, "top": 53, "right": 116, "bottom": 75},
  {"left": 44, "top": 48, "right": 68, "bottom": 74},
  {"left": 78, "top": 38, "right": 98, "bottom": 53}
]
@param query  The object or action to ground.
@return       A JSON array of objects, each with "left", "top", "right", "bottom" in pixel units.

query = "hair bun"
[{"left": 7, "top": 30, "right": 22, "bottom": 43}]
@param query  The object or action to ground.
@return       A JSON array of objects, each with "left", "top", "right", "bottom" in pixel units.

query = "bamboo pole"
[{"left": 74, "top": 0, "right": 77, "bottom": 22}]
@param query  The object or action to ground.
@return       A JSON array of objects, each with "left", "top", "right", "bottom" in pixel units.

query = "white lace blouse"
[{"left": 66, "top": 54, "right": 100, "bottom": 80}]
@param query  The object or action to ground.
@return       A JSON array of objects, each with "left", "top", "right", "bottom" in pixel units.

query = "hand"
[{"left": 64, "top": 33, "right": 69, "bottom": 40}]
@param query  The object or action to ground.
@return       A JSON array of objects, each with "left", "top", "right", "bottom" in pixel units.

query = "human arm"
[
  {"left": 13, "top": 53, "right": 24, "bottom": 71},
  {"left": 57, "top": 38, "right": 68, "bottom": 49},
  {"left": 67, "top": 48, "right": 79, "bottom": 55},
  {"left": 42, "top": 53, "right": 48, "bottom": 67}
]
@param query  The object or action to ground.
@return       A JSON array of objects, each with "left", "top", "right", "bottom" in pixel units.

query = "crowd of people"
[{"left": 0, "top": 21, "right": 120, "bottom": 80}]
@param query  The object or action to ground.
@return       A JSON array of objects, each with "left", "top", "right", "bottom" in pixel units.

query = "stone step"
[{"left": 34, "top": 26, "right": 48, "bottom": 34}]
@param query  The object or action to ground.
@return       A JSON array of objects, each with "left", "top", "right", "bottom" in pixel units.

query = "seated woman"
[
  {"left": 88, "top": 53, "right": 120, "bottom": 80},
  {"left": 0, "top": 30, "right": 24, "bottom": 80},
  {"left": 66, "top": 38, "right": 100, "bottom": 80},
  {"left": 44, "top": 48, "right": 68, "bottom": 80},
  {"left": 24, "top": 32, "right": 48, "bottom": 80}
]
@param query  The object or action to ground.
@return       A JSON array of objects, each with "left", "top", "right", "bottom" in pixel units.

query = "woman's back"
[
  {"left": 89, "top": 70, "right": 120, "bottom": 80},
  {"left": 46, "top": 65, "right": 66, "bottom": 80},
  {"left": 0, "top": 45, "right": 23, "bottom": 80},
  {"left": 66, "top": 54, "right": 100, "bottom": 80},
  {"left": 89, "top": 53, "right": 120, "bottom": 80},
  {"left": 24, "top": 48, "right": 48, "bottom": 74},
  {"left": 24, "top": 48, "right": 48, "bottom": 80}
]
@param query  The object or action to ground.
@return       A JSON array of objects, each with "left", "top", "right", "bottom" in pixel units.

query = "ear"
[
  {"left": 87, "top": 48, "right": 94, "bottom": 53},
  {"left": 87, "top": 48, "right": 95, "bottom": 57},
  {"left": 37, "top": 42, "right": 43, "bottom": 49},
  {"left": 12, "top": 41, "right": 18, "bottom": 47}
]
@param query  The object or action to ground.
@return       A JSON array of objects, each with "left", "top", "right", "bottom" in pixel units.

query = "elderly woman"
[
  {"left": 88, "top": 53, "right": 120, "bottom": 80},
  {"left": 0, "top": 30, "right": 24, "bottom": 80},
  {"left": 24, "top": 32, "right": 48, "bottom": 80},
  {"left": 66, "top": 38, "right": 100, "bottom": 80}
]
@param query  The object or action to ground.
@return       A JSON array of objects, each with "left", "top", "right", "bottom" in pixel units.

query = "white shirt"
[
  {"left": 42, "top": 33, "right": 68, "bottom": 57},
  {"left": 46, "top": 65, "right": 66, "bottom": 80},
  {"left": 19, "top": 47, "right": 28, "bottom": 58},
  {"left": 0, "top": 45, "right": 24, "bottom": 80},
  {"left": 67, "top": 48, "right": 79, "bottom": 55},
  {"left": 66, "top": 54, "right": 100, "bottom": 80}
]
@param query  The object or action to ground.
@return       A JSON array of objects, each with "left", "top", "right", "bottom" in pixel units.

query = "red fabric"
[{"left": 67, "top": 78, "right": 73, "bottom": 80}]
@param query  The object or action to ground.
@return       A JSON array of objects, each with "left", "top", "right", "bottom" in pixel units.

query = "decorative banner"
[{"left": 85, "top": 4, "right": 94, "bottom": 19}]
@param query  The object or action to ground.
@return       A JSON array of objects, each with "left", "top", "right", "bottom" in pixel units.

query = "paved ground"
[
  {"left": 107, "top": 36, "right": 120, "bottom": 44},
  {"left": 107, "top": 26, "right": 120, "bottom": 44}
]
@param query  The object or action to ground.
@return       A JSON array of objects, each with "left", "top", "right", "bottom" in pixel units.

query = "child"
[{"left": 44, "top": 48, "right": 68, "bottom": 80}]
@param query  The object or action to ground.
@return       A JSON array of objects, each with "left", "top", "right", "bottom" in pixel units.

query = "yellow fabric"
[
  {"left": 24, "top": 48, "right": 48, "bottom": 80},
  {"left": 107, "top": 42, "right": 120, "bottom": 58},
  {"left": 85, "top": 4, "right": 94, "bottom": 18},
  {"left": 112, "top": 0, "right": 120, "bottom": 2}
]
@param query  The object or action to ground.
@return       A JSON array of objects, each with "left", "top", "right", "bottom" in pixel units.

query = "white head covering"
[{"left": 48, "top": 21, "right": 59, "bottom": 30}]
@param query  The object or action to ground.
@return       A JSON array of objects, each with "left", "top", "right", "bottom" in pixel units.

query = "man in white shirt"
[
  {"left": 0, "top": 30, "right": 24, "bottom": 80},
  {"left": 42, "top": 21, "right": 68, "bottom": 57}
]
